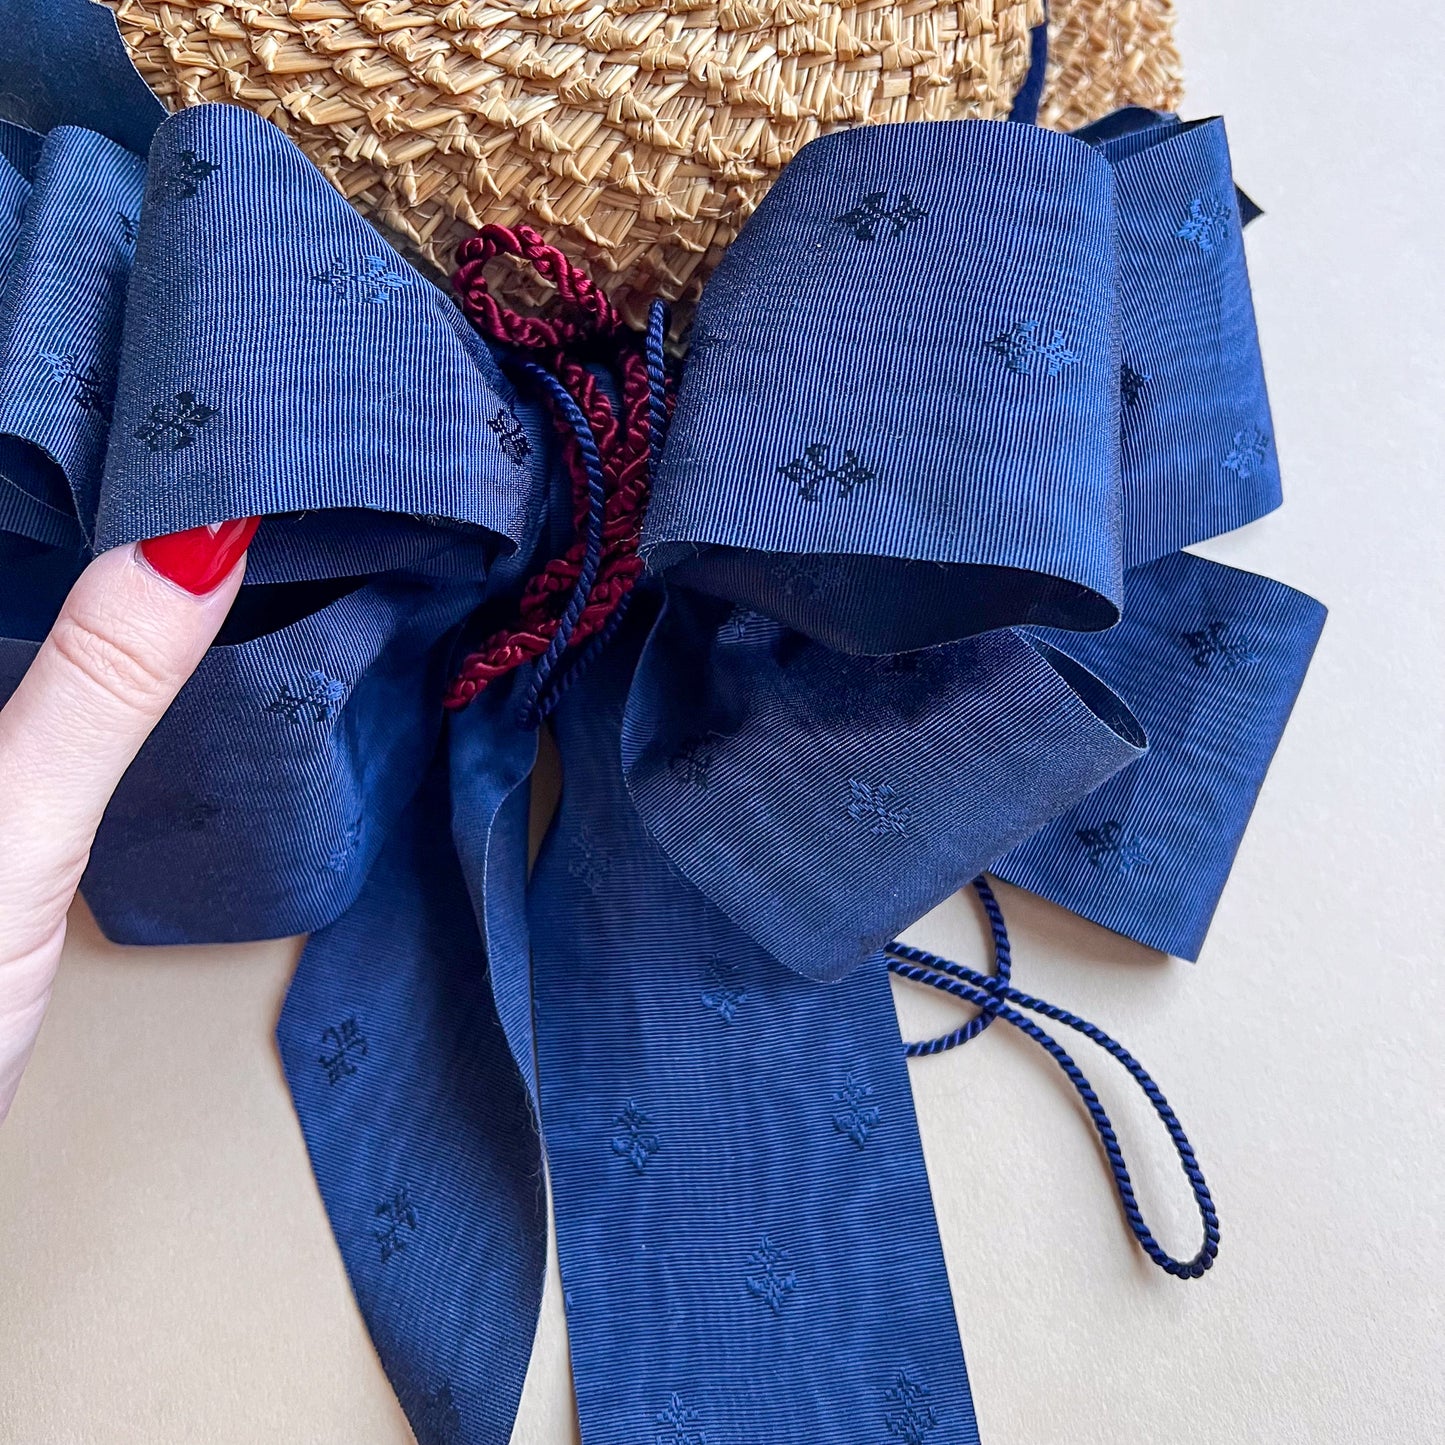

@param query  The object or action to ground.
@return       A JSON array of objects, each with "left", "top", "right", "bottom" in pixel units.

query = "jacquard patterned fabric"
[
  {"left": 0, "top": 123, "right": 142, "bottom": 549},
  {"left": 996, "top": 551, "right": 1326, "bottom": 958},
  {"left": 532, "top": 607, "right": 984, "bottom": 1445},
  {"left": 644, "top": 118, "right": 1126, "bottom": 651},
  {"left": 0, "top": 6, "right": 1324, "bottom": 1443},
  {"left": 629, "top": 103, "right": 1324, "bottom": 973}
]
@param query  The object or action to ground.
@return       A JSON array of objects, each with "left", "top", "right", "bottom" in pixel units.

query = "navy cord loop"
[{"left": 889, "top": 878, "right": 1220, "bottom": 1280}]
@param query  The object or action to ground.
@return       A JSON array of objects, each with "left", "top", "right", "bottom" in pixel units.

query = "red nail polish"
[{"left": 139, "top": 517, "right": 260, "bottom": 595}]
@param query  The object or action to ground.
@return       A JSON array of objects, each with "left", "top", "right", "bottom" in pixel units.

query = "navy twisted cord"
[
  {"left": 903, "top": 876, "right": 1013, "bottom": 1056},
  {"left": 531, "top": 302, "right": 669, "bottom": 726},
  {"left": 514, "top": 359, "right": 608, "bottom": 729},
  {"left": 646, "top": 299, "right": 671, "bottom": 477},
  {"left": 531, "top": 589, "right": 636, "bottom": 723},
  {"left": 888, "top": 891, "right": 1219, "bottom": 1279}
]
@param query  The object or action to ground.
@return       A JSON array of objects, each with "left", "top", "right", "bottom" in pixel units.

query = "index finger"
[{"left": 0, "top": 536, "right": 246, "bottom": 962}]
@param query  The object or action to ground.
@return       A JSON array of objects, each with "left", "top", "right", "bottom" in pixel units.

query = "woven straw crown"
[{"left": 108, "top": 0, "right": 1181, "bottom": 320}]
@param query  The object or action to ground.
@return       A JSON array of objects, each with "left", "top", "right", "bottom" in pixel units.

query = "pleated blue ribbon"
[{"left": 0, "top": 5, "right": 1326, "bottom": 1443}]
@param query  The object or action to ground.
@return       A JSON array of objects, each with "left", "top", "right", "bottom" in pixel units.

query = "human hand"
[{"left": 0, "top": 521, "right": 257, "bottom": 1123}]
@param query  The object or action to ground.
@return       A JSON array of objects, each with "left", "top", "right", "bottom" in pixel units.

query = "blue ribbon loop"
[
  {"left": 621, "top": 591, "right": 1146, "bottom": 981},
  {"left": 0, "top": 121, "right": 142, "bottom": 549},
  {"left": 998, "top": 551, "right": 1326, "bottom": 958},
  {"left": 101, "top": 105, "right": 536, "bottom": 584},
  {"left": 644, "top": 119, "right": 1125, "bottom": 654},
  {"left": 0, "top": 6, "right": 1326, "bottom": 1439}
]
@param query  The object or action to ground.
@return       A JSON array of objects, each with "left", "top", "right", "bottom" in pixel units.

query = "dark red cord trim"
[{"left": 442, "top": 225, "right": 665, "bottom": 711}]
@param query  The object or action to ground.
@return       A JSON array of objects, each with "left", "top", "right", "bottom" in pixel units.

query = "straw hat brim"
[{"left": 107, "top": 0, "right": 1181, "bottom": 321}]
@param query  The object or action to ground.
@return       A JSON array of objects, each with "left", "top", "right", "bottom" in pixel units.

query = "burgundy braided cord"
[{"left": 443, "top": 225, "right": 663, "bottom": 711}]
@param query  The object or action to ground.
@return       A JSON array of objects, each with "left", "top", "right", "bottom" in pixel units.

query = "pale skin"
[{"left": 0, "top": 544, "right": 243, "bottom": 1124}]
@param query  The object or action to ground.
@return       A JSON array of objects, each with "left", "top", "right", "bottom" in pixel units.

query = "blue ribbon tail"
[
  {"left": 278, "top": 753, "right": 546, "bottom": 1445},
  {"left": 448, "top": 672, "right": 544, "bottom": 1102},
  {"left": 530, "top": 594, "right": 982, "bottom": 1444}
]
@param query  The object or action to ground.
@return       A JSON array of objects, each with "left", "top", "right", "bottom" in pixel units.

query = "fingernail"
[{"left": 139, "top": 517, "right": 260, "bottom": 596}]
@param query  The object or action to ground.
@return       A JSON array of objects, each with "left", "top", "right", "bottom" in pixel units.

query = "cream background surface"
[{"left": 2, "top": 3, "right": 1442, "bottom": 1440}]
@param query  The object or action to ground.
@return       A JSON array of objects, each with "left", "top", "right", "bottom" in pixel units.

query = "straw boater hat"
[{"left": 105, "top": 0, "right": 1181, "bottom": 323}]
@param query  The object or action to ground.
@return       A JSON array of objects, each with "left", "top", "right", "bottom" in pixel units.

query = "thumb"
[{"left": 0, "top": 520, "right": 255, "bottom": 1120}]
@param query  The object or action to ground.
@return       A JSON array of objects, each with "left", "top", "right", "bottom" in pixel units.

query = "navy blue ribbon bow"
[{"left": 0, "top": 6, "right": 1325, "bottom": 1443}]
